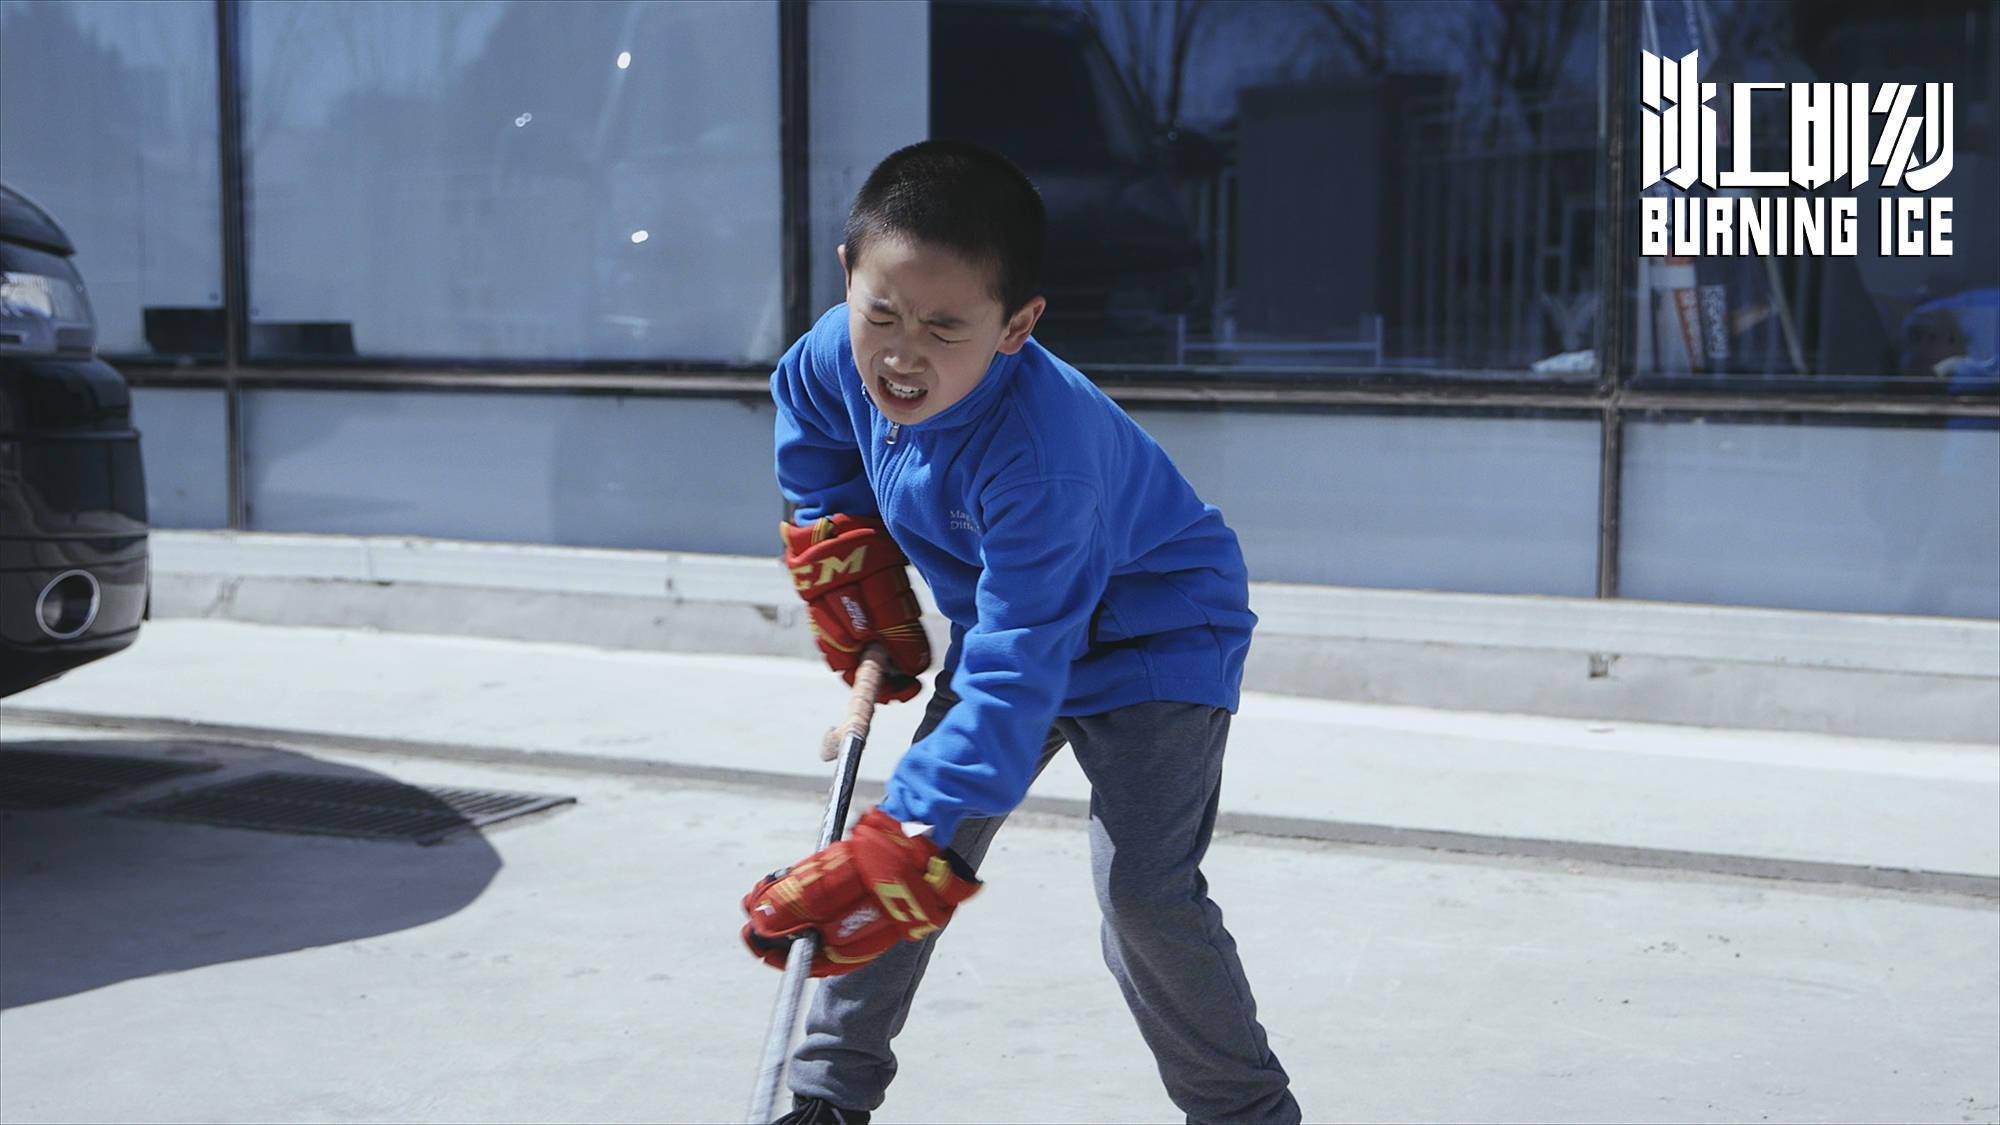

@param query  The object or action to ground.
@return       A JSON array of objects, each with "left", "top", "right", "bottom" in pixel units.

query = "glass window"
[
  {"left": 810, "top": 0, "right": 928, "bottom": 316},
  {"left": 242, "top": 0, "right": 783, "bottom": 363},
  {"left": 1621, "top": 414, "right": 1999, "bottom": 618},
  {"left": 928, "top": 0, "right": 1601, "bottom": 377},
  {"left": 0, "top": 0, "right": 223, "bottom": 359},
  {"left": 1630, "top": 1, "right": 1997, "bottom": 391}
]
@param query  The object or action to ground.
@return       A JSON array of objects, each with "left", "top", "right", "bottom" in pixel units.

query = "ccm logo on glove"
[
  {"left": 779, "top": 515, "right": 931, "bottom": 703},
  {"left": 791, "top": 547, "right": 869, "bottom": 591},
  {"left": 740, "top": 807, "right": 981, "bottom": 977}
]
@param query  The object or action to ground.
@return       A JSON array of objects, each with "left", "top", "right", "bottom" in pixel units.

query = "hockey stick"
[{"left": 745, "top": 643, "right": 891, "bottom": 1124}]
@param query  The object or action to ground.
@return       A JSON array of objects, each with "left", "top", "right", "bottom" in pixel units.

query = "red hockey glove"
[
  {"left": 780, "top": 515, "right": 931, "bottom": 703},
  {"left": 740, "top": 806, "right": 982, "bottom": 977}
]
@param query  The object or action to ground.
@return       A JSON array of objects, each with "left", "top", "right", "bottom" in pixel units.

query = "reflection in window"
[
  {"left": 243, "top": 0, "right": 783, "bottom": 363},
  {"left": 929, "top": 0, "right": 1600, "bottom": 376},
  {"left": 0, "top": 0, "right": 223, "bottom": 358},
  {"left": 1633, "top": 0, "right": 1997, "bottom": 388},
  {"left": 809, "top": 0, "right": 929, "bottom": 316}
]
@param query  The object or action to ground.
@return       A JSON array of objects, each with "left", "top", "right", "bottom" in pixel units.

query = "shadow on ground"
[{"left": 0, "top": 738, "right": 508, "bottom": 1009}]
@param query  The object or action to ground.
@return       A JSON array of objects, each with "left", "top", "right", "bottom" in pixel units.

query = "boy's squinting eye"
[{"left": 864, "top": 314, "right": 960, "bottom": 344}]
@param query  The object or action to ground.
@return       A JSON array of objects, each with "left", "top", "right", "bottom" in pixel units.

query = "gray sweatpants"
[{"left": 788, "top": 683, "right": 1301, "bottom": 1124}]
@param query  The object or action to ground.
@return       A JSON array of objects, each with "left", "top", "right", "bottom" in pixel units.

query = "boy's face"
[{"left": 840, "top": 236, "right": 1045, "bottom": 425}]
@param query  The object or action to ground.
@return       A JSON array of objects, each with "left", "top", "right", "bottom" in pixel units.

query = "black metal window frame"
[{"left": 115, "top": 0, "right": 1998, "bottom": 597}]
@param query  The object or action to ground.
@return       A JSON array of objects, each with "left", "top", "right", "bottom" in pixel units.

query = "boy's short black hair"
[{"left": 843, "top": 140, "right": 1046, "bottom": 319}]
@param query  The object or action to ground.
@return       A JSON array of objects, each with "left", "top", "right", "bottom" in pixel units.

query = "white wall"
[
  {"left": 1624, "top": 420, "right": 2000, "bottom": 618},
  {"left": 1136, "top": 407, "right": 1601, "bottom": 594},
  {"left": 239, "top": 388, "right": 780, "bottom": 554},
  {"left": 130, "top": 387, "right": 230, "bottom": 529}
]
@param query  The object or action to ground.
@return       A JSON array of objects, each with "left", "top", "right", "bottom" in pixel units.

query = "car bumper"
[{"left": 0, "top": 354, "right": 150, "bottom": 696}]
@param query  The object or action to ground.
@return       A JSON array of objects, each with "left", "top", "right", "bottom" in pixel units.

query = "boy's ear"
[
  {"left": 837, "top": 243, "right": 850, "bottom": 283},
  {"left": 996, "top": 296, "right": 1046, "bottom": 356}
]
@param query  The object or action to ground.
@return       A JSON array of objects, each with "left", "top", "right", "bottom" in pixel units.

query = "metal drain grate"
[
  {"left": 119, "top": 772, "right": 575, "bottom": 844},
  {"left": 0, "top": 747, "right": 222, "bottom": 809}
]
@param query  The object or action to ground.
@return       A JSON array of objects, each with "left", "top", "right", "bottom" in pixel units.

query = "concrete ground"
[
  {"left": 7, "top": 621, "right": 1997, "bottom": 881},
  {"left": 2, "top": 621, "right": 1997, "bottom": 1123},
  {"left": 1, "top": 723, "right": 1995, "bottom": 1124}
]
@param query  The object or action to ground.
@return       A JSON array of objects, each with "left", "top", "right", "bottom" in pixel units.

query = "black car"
[{"left": 0, "top": 184, "right": 148, "bottom": 697}]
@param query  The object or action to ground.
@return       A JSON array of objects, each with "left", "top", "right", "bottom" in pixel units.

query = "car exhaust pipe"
[{"left": 35, "top": 569, "right": 100, "bottom": 641}]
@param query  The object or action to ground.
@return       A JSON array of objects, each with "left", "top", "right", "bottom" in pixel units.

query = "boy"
[{"left": 742, "top": 140, "right": 1301, "bottom": 1125}]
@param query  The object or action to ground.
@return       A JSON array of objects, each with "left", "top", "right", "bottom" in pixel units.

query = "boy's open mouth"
[{"left": 877, "top": 375, "right": 929, "bottom": 409}]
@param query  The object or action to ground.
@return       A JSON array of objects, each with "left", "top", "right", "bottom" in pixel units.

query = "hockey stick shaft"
[{"left": 746, "top": 644, "right": 890, "bottom": 1124}]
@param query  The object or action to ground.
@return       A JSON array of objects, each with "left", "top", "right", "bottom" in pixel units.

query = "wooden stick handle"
[{"left": 819, "top": 644, "right": 890, "bottom": 762}]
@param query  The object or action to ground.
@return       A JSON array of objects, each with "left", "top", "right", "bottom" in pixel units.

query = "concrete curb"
[
  {"left": 148, "top": 530, "right": 2000, "bottom": 744},
  {"left": 13, "top": 705, "right": 1994, "bottom": 900}
]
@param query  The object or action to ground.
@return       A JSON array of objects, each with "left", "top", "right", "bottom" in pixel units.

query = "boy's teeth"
[{"left": 884, "top": 378, "right": 923, "bottom": 399}]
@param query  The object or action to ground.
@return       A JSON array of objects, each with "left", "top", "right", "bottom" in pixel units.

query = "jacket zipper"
[{"left": 877, "top": 420, "right": 916, "bottom": 515}]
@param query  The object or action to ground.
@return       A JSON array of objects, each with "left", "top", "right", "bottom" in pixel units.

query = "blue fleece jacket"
[{"left": 772, "top": 304, "right": 1256, "bottom": 843}]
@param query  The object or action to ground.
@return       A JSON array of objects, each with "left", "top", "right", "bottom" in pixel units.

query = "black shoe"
[{"left": 774, "top": 1096, "right": 871, "bottom": 1125}]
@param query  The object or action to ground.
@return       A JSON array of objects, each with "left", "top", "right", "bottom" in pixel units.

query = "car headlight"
[{"left": 0, "top": 268, "right": 95, "bottom": 354}]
